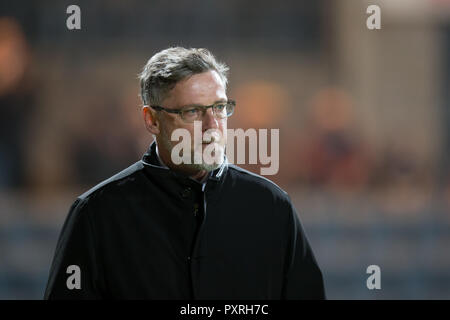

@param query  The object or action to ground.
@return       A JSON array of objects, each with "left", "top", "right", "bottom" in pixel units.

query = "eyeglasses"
[{"left": 149, "top": 100, "right": 236, "bottom": 123}]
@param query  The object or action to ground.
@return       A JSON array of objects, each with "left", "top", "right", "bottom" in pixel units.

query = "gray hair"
[{"left": 139, "top": 47, "right": 229, "bottom": 106}]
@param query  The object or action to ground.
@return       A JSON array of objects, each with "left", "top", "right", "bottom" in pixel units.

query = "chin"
[
  {"left": 189, "top": 149, "right": 225, "bottom": 172},
  {"left": 194, "top": 162, "right": 222, "bottom": 172}
]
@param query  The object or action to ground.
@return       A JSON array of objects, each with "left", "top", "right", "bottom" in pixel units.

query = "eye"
[
  {"left": 215, "top": 104, "right": 226, "bottom": 111},
  {"left": 182, "top": 108, "right": 201, "bottom": 120},
  {"left": 185, "top": 108, "right": 199, "bottom": 114}
]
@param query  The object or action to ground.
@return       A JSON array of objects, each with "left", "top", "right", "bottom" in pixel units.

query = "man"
[{"left": 44, "top": 47, "right": 325, "bottom": 299}]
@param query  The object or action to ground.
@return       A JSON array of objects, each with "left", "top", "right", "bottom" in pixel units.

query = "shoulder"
[
  {"left": 225, "top": 165, "right": 300, "bottom": 232},
  {"left": 77, "top": 161, "right": 145, "bottom": 203},
  {"left": 226, "top": 164, "right": 291, "bottom": 203},
  {"left": 58, "top": 161, "right": 145, "bottom": 234}
]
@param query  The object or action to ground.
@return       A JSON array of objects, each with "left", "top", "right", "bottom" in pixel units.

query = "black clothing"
[{"left": 44, "top": 142, "right": 325, "bottom": 299}]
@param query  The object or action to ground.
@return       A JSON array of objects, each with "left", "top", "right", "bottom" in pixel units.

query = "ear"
[{"left": 142, "top": 106, "right": 160, "bottom": 135}]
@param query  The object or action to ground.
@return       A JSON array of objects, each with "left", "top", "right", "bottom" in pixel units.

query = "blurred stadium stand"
[{"left": 1, "top": 191, "right": 449, "bottom": 299}]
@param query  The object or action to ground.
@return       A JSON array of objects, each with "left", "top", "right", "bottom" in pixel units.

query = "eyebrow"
[{"left": 181, "top": 100, "right": 227, "bottom": 108}]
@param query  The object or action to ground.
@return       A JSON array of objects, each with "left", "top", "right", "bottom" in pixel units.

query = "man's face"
[{"left": 155, "top": 70, "right": 228, "bottom": 175}]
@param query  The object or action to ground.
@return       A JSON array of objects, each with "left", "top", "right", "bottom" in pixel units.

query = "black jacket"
[{"left": 44, "top": 142, "right": 325, "bottom": 299}]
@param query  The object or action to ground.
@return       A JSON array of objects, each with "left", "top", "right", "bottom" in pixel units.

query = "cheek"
[
  {"left": 160, "top": 123, "right": 171, "bottom": 140},
  {"left": 218, "top": 120, "right": 227, "bottom": 142},
  {"left": 163, "top": 117, "right": 189, "bottom": 140}
]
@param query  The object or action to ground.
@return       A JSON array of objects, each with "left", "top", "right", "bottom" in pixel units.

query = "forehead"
[{"left": 164, "top": 70, "right": 227, "bottom": 107}]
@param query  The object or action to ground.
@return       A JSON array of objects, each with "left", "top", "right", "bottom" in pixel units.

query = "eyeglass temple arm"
[{"left": 150, "top": 105, "right": 182, "bottom": 114}]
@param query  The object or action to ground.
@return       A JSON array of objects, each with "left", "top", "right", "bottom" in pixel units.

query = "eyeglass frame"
[{"left": 148, "top": 100, "right": 236, "bottom": 122}]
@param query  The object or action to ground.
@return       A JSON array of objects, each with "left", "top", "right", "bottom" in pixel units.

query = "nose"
[{"left": 202, "top": 107, "right": 219, "bottom": 131}]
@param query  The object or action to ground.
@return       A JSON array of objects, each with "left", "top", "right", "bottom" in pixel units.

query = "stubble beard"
[{"left": 158, "top": 124, "right": 225, "bottom": 173}]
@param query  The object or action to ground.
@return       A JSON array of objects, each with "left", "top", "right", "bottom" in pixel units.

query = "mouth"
[
  {"left": 202, "top": 139, "right": 219, "bottom": 145},
  {"left": 202, "top": 132, "right": 221, "bottom": 145}
]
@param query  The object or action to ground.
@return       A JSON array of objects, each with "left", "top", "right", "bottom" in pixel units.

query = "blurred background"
[{"left": 0, "top": 0, "right": 449, "bottom": 299}]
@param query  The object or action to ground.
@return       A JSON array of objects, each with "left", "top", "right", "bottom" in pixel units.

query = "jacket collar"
[{"left": 141, "top": 141, "right": 228, "bottom": 182}]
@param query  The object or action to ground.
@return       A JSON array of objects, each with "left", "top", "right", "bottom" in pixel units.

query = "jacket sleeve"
[
  {"left": 44, "top": 198, "right": 104, "bottom": 299},
  {"left": 281, "top": 198, "right": 326, "bottom": 299}
]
